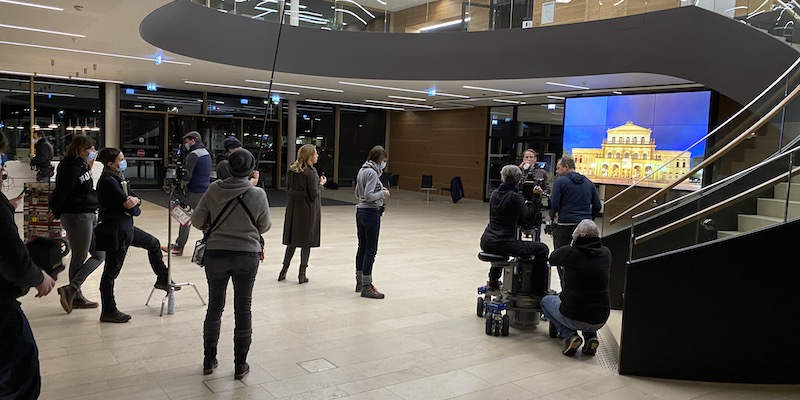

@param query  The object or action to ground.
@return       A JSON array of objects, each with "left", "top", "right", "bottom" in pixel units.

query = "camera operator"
[
  {"left": 161, "top": 131, "right": 211, "bottom": 256},
  {"left": 518, "top": 149, "right": 549, "bottom": 241},
  {"left": 480, "top": 165, "right": 549, "bottom": 296}
]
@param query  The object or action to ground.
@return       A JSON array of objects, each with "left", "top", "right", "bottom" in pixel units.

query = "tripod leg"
[
  {"left": 188, "top": 283, "right": 206, "bottom": 305},
  {"left": 160, "top": 293, "right": 168, "bottom": 317},
  {"left": 146, "top": 287, "right": 156, "bottom": 305}
]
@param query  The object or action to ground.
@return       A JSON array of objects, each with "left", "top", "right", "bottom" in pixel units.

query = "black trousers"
[
  {"left": 100, "top": 228, "right": 133, "bottom": 315},
  {"left": 131, "top": 226, "right": 168, "bottom": 280},
  {"left": 0, "top": 302, "right": 40, "bottom": 400}
]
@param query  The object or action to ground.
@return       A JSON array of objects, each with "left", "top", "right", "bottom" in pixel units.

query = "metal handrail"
[
  {"left": 608, "top": 80, "right": 800, "bottom": 225},
  {"left": 632, "top": 164, "right": 800, "bottom": 245},
  {"left": 605, "top": 56, "right": 800, "bottom": 217}
]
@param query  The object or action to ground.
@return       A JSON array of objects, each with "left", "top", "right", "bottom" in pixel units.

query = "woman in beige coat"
[{"left": 279, "top": 144, "right": 326, "bottom": 283}]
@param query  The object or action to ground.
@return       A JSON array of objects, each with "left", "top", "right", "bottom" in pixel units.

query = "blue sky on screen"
[{"left": 564, "top": 91, "right": 711, "bottom": 159}]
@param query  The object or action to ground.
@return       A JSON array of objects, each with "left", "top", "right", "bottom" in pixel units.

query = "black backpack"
[{"left": 26, "top": 237, "right": 69, "bottom": 280}]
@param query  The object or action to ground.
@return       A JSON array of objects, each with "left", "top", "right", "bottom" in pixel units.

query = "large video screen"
[{"left": 563, "top": 91, "right": 711, "bottom": 189}]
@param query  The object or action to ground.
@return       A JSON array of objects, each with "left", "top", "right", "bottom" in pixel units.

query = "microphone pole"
[{"left": 256, "top": 0, "right": 288, "bottom": 188}]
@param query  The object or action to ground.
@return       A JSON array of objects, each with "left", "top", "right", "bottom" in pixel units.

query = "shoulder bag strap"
[
  {"left": 203, "top": 197, "right": 237, "bottom": 240},
  {"left": 236, "top": 194, "right": 264, "bottom": 246}
]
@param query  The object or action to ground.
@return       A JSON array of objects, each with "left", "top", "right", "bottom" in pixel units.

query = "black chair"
[
  {"left": 388, "top": 174, "right": 399, "bottom": 190},
  {"left": 420, "top": 174, "right": 435, "bottom": 202},
  {"left": 380, "top": 172, "right": 393, "bottom": 188},
  {"left": 440, "top": 176, "right": 464, "bottom": 203}
]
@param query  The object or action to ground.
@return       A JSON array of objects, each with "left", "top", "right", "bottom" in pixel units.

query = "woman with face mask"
[
  {"left": 50, "top": 135, "right": 104, "bottom": 314},
  {"left": 95, "top": 147, "right": 141, "bottom": 323},
  {"left": 354, "top": 145, "right": 390, "bottom": 299}
]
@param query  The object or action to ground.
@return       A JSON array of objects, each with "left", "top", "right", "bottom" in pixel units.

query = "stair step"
[
  {"left": 774, "top": 182, "right": 800, "bottom": 201},
  {"left": 737, "top": 214, "right": 783, "bottom": 232},
  {"left": 717, "top": 230, "right": 740, "bottom": 239},
  {"left": 757, "top": 198, "right": 800, "bottom": 219}
]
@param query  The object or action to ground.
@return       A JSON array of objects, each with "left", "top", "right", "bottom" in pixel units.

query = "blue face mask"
[
  {"left": 118, "top": 160, "right": 127, "bottom": 171},
  {"left": 87, "top": 151, "right": 97, "bottom": 161},
  {"left": 379, "top": 161, "right": 387, "bottom": 170}
]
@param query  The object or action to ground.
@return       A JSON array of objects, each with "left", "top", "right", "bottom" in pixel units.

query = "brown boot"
[
  {"left": 57, "top": 285, "right": 76, "bottom": 314},
  {"left": 278, "top": 264, "right": 289, "bottom": 281},
  {"left": 298, "top": 265, "right": 309, "bottom": 284}
]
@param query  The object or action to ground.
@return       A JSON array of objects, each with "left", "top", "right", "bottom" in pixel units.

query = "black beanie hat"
[
  {"left": 223, "top": 136, "right": 242, "bottom": 152},
  {"left": 228, "top": 149, "right": 255, "bottom": 177}
]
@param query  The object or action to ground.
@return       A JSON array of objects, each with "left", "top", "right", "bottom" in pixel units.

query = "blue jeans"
[
  {"left": 355, "top": 207, "right": 381, "bottom": 276},
  {"left": 540, "top": 294, "right": 605, "bottom": 340},
  {"left": 203, "top": 251, "right": 259, "bottom": 364}
]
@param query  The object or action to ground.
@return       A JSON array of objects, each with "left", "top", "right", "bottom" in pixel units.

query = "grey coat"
[
  {"left": 192, "top": 176, "right": 271, "bottom": 253},
  {"left": 282, "top": 167, "right": 322, "bottom": 247}
]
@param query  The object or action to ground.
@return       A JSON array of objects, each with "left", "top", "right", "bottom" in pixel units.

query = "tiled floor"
[{"left": 14, "top": 188, "right": 800, "bottom": 399}]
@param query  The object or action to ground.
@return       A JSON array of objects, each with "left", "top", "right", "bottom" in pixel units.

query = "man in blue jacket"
[
  {"left": 163, "top": 131, "right": 211, "bottom": 256},
  {"left": 549, "top": 157, "right": 602, "bottom": 250}
]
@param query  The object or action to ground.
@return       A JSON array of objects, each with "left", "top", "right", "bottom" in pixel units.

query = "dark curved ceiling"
[{"left": 140, "top": 2, "right": 798, "bottom": 109}]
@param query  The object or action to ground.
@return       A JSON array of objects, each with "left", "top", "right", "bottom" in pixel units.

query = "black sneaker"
[
  {"left": 562, "top": 334, "right": 583, "bottom": 356},
  {"left": 100, "top": 310, "right": 131, "bottom": 323},
  {"left": 582, "top": 337, "right": 599, "bottom": 356}
]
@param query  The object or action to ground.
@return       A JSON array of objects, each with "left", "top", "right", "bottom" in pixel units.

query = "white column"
[
  {"left": 104, "top": 83, "right": 119, "bottom": 148},
  {"left": 290, "top": 0, "right": 299, "bottom": 26}
]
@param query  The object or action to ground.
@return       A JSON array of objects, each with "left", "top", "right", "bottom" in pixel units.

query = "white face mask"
[
  {"left": 379, "top": 161, "right": 387, "bottom": 170},
  {"left": 184, "top": 143, "right": 191, "bottom": 151}
]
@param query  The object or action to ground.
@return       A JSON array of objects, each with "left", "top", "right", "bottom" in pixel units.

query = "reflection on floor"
[{"left": 15, "top": 188, "right": 799, "bottom": 400}]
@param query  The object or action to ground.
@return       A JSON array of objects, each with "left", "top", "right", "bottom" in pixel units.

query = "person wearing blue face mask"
[
  {"left": 50, "top": 135, "right": 104, "bottom": 314},
  {"left": 95, "top": 147, "right": 143, "bottom": 323},
  {"left": 354, "top": 145, "right": 390, "bottom": 299}
]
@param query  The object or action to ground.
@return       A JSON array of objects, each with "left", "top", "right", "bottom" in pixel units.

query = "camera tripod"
[{"left": 145, "top": 182, "right": 205, "bottom": 315}]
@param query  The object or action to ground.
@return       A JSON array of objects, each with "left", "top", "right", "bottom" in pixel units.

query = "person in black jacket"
[
  {"left": 30, "top": 131, "right": 54, "bottom": 182},
  {"left": 50, "top": 135, "right": 104, "bottom": 314},
  {"left": 480, "top": 165, "right": 550, "bottom": 295},
  {"left": 95, "top": 147, "right": 142, "bottom": 323},
  {"left": 540, "top": 219, "right": 611, "bottom": 357},
  {"left": 0, "top": 131, "right": 56, "bottom": 400}
]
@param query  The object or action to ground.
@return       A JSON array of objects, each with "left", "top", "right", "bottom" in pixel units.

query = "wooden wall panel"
[{"left": 388, "top": 108, "right": 488, "bottom": 200}]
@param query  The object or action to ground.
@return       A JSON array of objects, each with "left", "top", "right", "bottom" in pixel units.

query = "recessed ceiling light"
[
  {"left": 493, "top": 99, "right": 526, "bottom": 105},
  {"left": 547, "top": 95, "right": 565, "bottom": 100},
  {"left": 306, "top": 98, "right": 402, "bottom": 111},
  {"left": 388, "top": 95, "right": 426, "bottom": 102},
  {"left": 0, "top": 23, "right": 84, "bottom": 37},
  {"left": 365, "top": 99, "right": 433, "bottom": 109},
  {"left": 613, "top": 91, "right": 623, "bottom": 95},
  {"left": 245, "top": 79, "right": 343, "bottom": 93},
  {"left": 0, "top": 0, "right": 62, "bottom": 11},
  {"left": 184, "top": 80, "right": 299, "bottom": 95},
  {"left": 462, "top": 85, "right": 523, "bottom": 95},
  {"left": 546, "top": 81, "right": 590, "bottom": 90},
  {"left": 0, "top": 40, "right": 191, "bottom": 65}
]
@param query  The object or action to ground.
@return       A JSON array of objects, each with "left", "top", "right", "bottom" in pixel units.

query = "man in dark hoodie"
[
  {"left": 541, "top": 219, "right": 611, "bottom": 357},
  {"left": 549, "top": 157, "right": 602, "bottom": 251},
  {"left": 0, "top": 131, "right": 56, "bottom": 400},
  {"left": 163, "top": 131, "right": 211, "bottom": 256},
  {"left": 480, "top": 165, "right": 550, "bottom": 296}
]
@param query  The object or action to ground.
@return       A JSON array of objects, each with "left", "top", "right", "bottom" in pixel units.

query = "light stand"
[{"left": 145, "top": 175, "right": 205, "bottom": 315}]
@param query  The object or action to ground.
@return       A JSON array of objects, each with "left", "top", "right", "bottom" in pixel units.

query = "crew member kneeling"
[
  {"left": 480, "top": 164, "right": 549, "bottom": 295},
  {"left": 540, "top": 219, "right": 611, "bottom": 356}
]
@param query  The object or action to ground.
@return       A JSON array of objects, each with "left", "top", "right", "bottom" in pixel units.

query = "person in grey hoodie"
[
  {"left": 191, "top": 149, "right": 270, "bottom": 380},
  {"left": 354, "top": 145, "right": 390, "bottom": 299}
]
